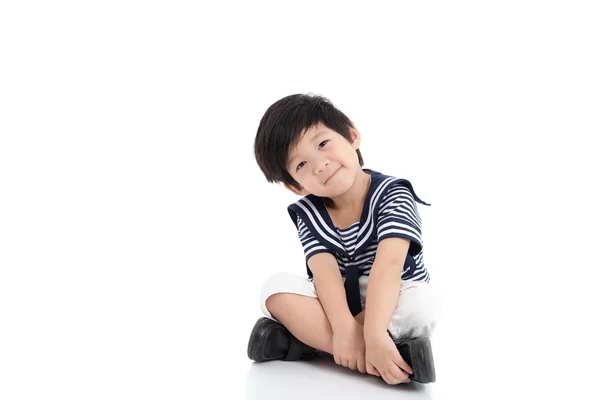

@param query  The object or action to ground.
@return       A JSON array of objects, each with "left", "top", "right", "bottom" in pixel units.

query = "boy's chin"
[{"left": 316, "top": 185, "right": 353, "bottom": 199}]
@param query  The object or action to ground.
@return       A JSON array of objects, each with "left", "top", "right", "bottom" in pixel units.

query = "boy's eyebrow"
[{"left": 288, "top": 130, "right": 328, "bottom": 170}]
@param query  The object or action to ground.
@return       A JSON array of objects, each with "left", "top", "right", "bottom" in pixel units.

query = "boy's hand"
[
  {"left": 331, "top": 320, "right": 367, "bottom": 374},
  {"left": 365, "top": 331, "right": 413, "bottom": 385}
]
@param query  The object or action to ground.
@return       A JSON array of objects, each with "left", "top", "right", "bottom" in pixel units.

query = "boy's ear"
[
  {"left": 350, "top": 125, "right": 362, "bottom": 150},
  {"left": 284, "top": 183, "right": 309, "bottom": 196}
]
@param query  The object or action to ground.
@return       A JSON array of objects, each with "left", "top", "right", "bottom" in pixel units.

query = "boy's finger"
[
  {"left": 367, "top": 365, "right": 380, "bottom": 376},
  {"left": 381, "top": 371, "right": 393, "bottom": 385},
  {"left": 348, "top": 358, "right": 357, "bottom": 371},
  {"left": 383, "top": 370, "right": 401, "bottom": 385},
  {"left": 366, "top": 361, "right": 375, "bottom": 375},
  {"left": 366, "top": 360, "right": 381, "bottom": 377},
  {"left": 357, "top": 357, "right": 367, "bottom": 374},
  {"left": 389, "top": 361, "right": 409, "bottom": 382},
  {"left": 394, "top": 354, "right": 414, "bottom": 375}
]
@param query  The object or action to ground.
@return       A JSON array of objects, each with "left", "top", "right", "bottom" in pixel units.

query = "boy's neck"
[{"left": 324, "top": 170, "right": 371, "bottom": 212}]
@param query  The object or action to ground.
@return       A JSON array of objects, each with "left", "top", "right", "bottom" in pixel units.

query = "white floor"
[
  {"left": 246, "top": 355, "right": 437, "bottom": 400},
  {"left": 250, "top": 343, "right": 459, "bottom": 399}
]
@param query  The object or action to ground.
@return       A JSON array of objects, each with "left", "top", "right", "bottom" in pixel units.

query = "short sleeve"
[
  {"left": 295, "top": 214, "right": 333, "bottom": 263},
  {"left": 376, "top": 183, "right": 423, "bottom": 256}
]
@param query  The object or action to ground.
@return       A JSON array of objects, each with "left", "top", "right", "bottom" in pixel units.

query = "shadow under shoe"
[
  {"left": 394, "top": 336, "right": 436, "bottom": 384},
  {"left": 247, "top": 317, "right": 318, "bottom": 362}
]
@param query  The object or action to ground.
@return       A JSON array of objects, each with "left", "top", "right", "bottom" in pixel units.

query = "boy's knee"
[
  {"left": 261, "top": 272, "right": 303, "bottom": 315},
  {"left": 264, "top": 292, "right": 292, "bottom": 314}
]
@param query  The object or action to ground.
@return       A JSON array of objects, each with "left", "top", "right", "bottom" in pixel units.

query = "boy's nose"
[{"left": 315, "top": 160, "right": 329, "bottom": 174}]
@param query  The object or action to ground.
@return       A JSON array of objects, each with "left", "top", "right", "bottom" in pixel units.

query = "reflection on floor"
[{"left": 246, "top": 353, "right": 439, "bottom": 400}]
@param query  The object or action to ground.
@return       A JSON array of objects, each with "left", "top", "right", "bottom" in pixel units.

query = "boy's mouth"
[{"left": 324, "top": 167, "right": 341, "bottom": 184}]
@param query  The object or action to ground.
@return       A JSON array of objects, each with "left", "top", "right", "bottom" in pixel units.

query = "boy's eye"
[
  {"left": 318, "top": 140, "right": 328, "bottom": 149},
  {"left": 297, "top": 161, "right": 306, "bottom": 171}
]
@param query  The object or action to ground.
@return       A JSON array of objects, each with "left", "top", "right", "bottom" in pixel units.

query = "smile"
[{"left": 325, "top": 167, "right": 341, "bottom": 184}]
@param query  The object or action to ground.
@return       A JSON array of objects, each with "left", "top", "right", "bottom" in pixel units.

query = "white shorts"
[{"left": 260, "top": 272, "right": 442, "bottom": 341}]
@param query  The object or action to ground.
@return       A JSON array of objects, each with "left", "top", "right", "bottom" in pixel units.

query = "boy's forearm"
[
  {"left": 313, "top": 266, "right": 356, "bottom": 332},
  {"left": 363, "top": 261, "right": 402, "bottom": 338}
]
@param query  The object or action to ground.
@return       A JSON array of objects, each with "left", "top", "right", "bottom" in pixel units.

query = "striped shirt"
[{"left": 287, "top": 169, "right": 431, "bottom": 286}]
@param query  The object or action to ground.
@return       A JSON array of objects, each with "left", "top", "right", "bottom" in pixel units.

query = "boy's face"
[{"left": 285, "top": 122, "right": 362, "bottom": 198}]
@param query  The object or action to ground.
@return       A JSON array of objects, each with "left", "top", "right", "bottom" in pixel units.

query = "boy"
[{"left": 247, "top": 93, "right": 441, "bottom": 385}]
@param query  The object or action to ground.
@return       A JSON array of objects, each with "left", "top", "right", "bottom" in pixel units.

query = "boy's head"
[{"left": 254, "top": 93, "right": 365, "bottom": 197}]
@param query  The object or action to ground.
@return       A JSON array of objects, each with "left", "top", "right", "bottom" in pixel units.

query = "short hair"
[{"left": 254, "top": 93, "right": 364, "bottom": 191}]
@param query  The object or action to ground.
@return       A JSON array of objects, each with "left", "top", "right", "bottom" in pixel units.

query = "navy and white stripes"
[{"left": 288, "top": 168, "right": 431, "bottom": 284}]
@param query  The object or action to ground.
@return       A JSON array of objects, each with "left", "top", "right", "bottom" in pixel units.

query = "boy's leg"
[
  {"left": 259, "top": 272, "right": 367, "bottom": 355},
  {"left": 266, "top": 294, "right": 366, "bottom": 354},
  {"left": 266, "top": 293, "right": 334, "bottom": 354}
]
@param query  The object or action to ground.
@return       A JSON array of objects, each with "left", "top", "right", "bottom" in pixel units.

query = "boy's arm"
[
  {"left": 308, "top": 252, "right": 356, "bottom": 331},
  {"left": 363, "top": 237, "right": 411, "bottom": 337}
]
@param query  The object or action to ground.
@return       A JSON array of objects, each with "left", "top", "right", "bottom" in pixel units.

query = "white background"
[{"left": 1, "top": 1, "right": 599, "bottom": 399}]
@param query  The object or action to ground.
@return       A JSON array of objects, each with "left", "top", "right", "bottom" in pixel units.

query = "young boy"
[{"left": 247, "top": 93, "right": 441, "bottom": 385}]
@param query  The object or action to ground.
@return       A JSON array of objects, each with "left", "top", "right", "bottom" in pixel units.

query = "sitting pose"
[{"left": 247, "top": 93, "right": 441, "bottom": 385}]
